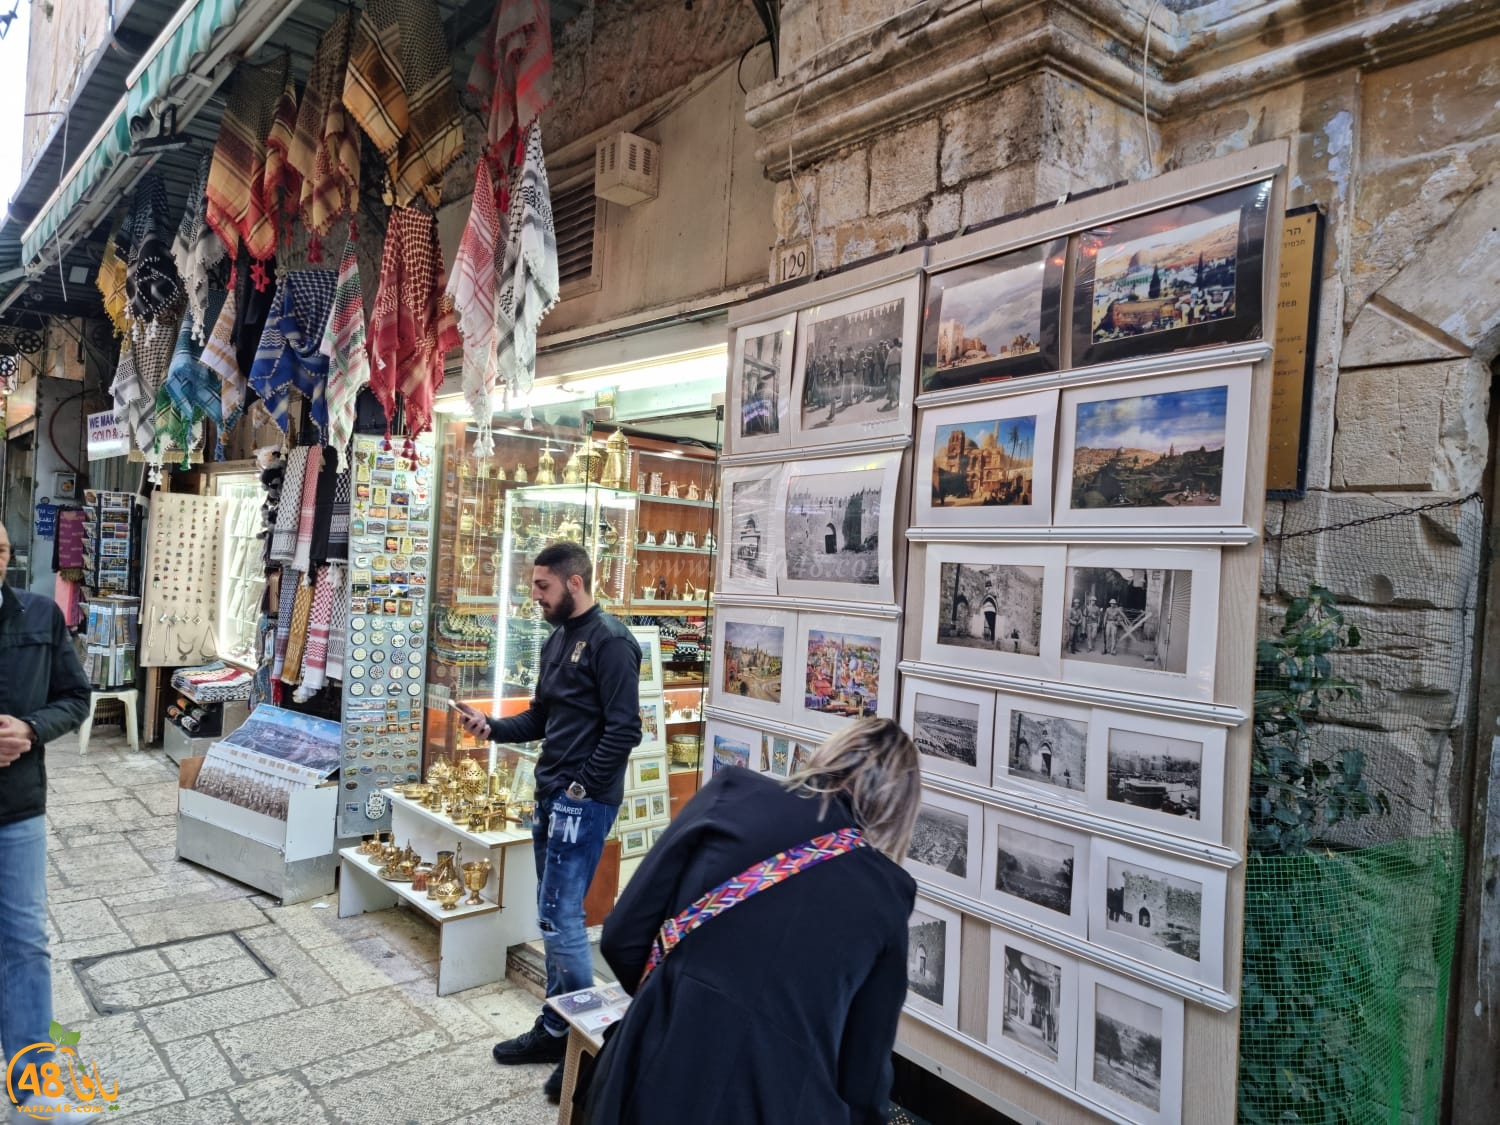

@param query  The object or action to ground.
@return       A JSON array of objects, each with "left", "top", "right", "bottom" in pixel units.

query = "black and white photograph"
[
  {"left": 901, "top": 677, "right": 995, "bottom": 786},
  {"left": 710, "top": 609, "right": 796, "bottom": 724},
  {"left": 1078, "top": 967, "right": 1184, "bottom": 1125},
  {"left": 986, "top": 930, "right": 1078, "bottom": 1082},
  {"left": 914, "top": 390, "right": 1059, "bottom": 529},
  {"left": 920, "top": 544, "right": 1064, "bottom": 677},
  {"left": 780, "top": 452, "right": 902, "bottom": 603},
  {"left": 920, "top": 239, "right": 1066, "bottom": 390},
  {"left": 729, "top": 312, "right": 796, "bottom": 453},
  {"left": 905, "top": 898, "right": 962, "bottom": 1026},
  {"left": 998, "top": 694, "right": 1089, "bottom": 802},
  {"left": 1088, "top": 710, "right": 1225, "bottom": 843},
  {"left": 1071, "top": 178, "right": 1272, "bottom": 368},
  {"left": 983, "top": 808, "right": 1090, "bottom": 934},
  {"left": 904, "top": 789, "right": 983, "bottom": 896},
  {"left": 1089, "top": 840, "right": 1227, "bottom": 987},
  {"left": 718, "top": 465, "right": 784, "bottom": 596},
  {"left": 1055, "top": 367, "right": 1252, "bottom": 528},
  {"left": 791, "top": 276, "right": 921, "bottom": 446},
  {"left": 1061, "top": 547, "right": 1220, "bottom": 702}
]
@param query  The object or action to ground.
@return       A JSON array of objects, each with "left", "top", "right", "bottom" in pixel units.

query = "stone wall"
[{"left": 21, "top": 0, "right": 111, "bottom": 168}]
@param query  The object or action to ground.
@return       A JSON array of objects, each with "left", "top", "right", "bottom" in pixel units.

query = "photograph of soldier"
[
  {"left": 800, "top": 298, "right": 906, "bottom": 431},
  {"left": 1063, "top": 567, "right": 1192, "bottom": 674}
]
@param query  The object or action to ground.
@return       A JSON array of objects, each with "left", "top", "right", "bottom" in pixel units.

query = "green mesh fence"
[{"left": 1238, "top": 495, "right": 1480, "bottom": 1125}]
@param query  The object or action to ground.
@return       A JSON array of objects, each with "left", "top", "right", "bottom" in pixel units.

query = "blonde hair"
[{"left": 785, "top": 718, "right": 921, "bottom": 862}]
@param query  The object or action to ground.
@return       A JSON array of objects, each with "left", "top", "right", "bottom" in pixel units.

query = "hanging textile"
[
  {"left": 111, "top": 296, "right": 187, "bottom": 458},
  {"left": 271, "top": 566, "right": 301, "bottom": 682},
  {"left": 325, "top": 564, "right": 348, "bottom": 682},
  {"left": 280, "top": 575, "right": 316, "bottom": 686},
  {"left": 96, "top": 235, "right": 130, "bottom": 338},
  {"left": 201, "top": 296, "right": 243, "bottom": 460},
  {"left": 205, "top": 55, "right": 291, "bottom": 269},
  {"left": 291, "top": 444, "right": 323, "bottom": 575},
  {"left": 248, "top": 269, "right": 337, "bottom": 437},
  {"left": 294, "top": 564, "right": 337, "bottom": 701},
  {"left": 327, "top": 459, "right": 351, "bottom": 563},
  {"left": 270, "top": 446, "right": 309, "bottom": 564},
  {"left": 263, "top": 73, "right": 302, "bottom": 251},
  {"left": 343, "top": 0, "right": 464, "bottom": 208},
  {"left": 368, "top": 206, "right": 458, "bottom": 443},
  {"left": 447, "top": 162, "right": 501, "bottom": 455},
  {"left": 468, "top": 0, "right": 553, "bottom": 172},
  {"left": 494, "top": 122, "right": 559, "bottom": 414},
  {"left": 125, "top": 174, "right": 185, "bottom": 328},
  {"left": 289, "top": 10, "right": 360, "bottom": 250},
  {"left": 172, "top": 154, "right": 228, "bottom": 342},
  {"left": 159, "top": 289, "right": 230, "bottom": 461},
  {"left": 321, "top": 241, "right": 371, "bottom": 458}
]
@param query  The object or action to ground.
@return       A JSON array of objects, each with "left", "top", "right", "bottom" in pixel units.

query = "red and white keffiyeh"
[
  {"left": 446, "top": 163, "right": 502, "bottom": 455},
  {"left": 468, "top": 0, "right": 553, "bottom": 175},
  {"left": 321, "top": 241, "right": 372, "bottom": 458}
]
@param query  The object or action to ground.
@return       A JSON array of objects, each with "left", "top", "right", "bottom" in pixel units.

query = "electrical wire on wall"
[{"left": 1139, "top": 0, "right": 1164, "bottom": 180}]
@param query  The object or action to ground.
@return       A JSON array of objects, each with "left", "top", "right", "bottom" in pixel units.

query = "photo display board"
[{"left": 722, "top": 143, "right": 1287, "bottom": 1125}]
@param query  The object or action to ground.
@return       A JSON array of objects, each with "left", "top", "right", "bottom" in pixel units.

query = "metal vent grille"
[{"left": 553, "top": 180, "right": 598, "bottom": 288}]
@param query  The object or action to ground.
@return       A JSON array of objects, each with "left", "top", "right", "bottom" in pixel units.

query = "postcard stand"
[{"left": 723, "top": 142, "right": 1288, "bottom": 1125}]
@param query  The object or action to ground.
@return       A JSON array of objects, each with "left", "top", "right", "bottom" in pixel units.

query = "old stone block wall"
[{"left": 21, "top": 0, "right": 112, "bottom": 168}]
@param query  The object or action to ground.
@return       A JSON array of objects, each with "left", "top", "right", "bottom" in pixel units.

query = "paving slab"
[
  {"left": 161, "top": 1034, "right": 239, "bottom": 1097},
  {"left": 118, "top": 897, "right": 270, "bottom": 946},
  {"left": 139, "top": 979, "right": 301, "bottom": 1043},
  {"left": 230, "top": 1073, "right": 333, "bottom": 1124},
  {"left": 215, "top": 992, "right": 430, "bottom": 1079}
]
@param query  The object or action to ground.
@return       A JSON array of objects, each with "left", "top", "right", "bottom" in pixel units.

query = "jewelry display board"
[
  {"left": 139, "top": 491, "right": 225, "bottom": 666},
  {"left": 722, "top": 143, "right": 1287, "bottom": 1125},
  {"left": 337, "top": 434, "right": 436, "bottom": 838}
]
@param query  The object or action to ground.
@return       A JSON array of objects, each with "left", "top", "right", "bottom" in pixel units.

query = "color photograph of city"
[
  {"left": 1089, "top": 208, "right": 1240, "bottom": 343},
  {"left": 931, "top": 413, "right": 1037, "bottom": 508},
  {"left": 803, "top": 628, "right": 883, "bottom": 718},
  {"left": 930, "top": 259, "right": 1044, "bottom": 375},
  {"left": 1070, "top": 385, "right": 1228, "bottom": 509}
]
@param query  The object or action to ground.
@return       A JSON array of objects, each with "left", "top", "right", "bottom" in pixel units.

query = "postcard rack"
[{"left": 713, "top": 143, "right": 1289, "bottom": 1125}]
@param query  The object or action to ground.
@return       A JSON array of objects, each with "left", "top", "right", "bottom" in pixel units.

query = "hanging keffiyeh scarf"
[
  {"left": 160, "top": 289, "right": 229, "bottom": 460},
  {"left": 270, "top": 446, "right": 309, "bottom": 564},
  {"left": 327, "top": 462, "right": 351, "bottom": 562},
  {"left": 343, "top": 0, "right": 464, "bottom": 208},
  {"left": 112, "top": 295, "right": 187, "bottom": 457},
  {"left": 324, "top": 565, "right": 349, "bottom": 682},
  {"left": 201, "top": 296, "right": 243, "bottom": 459},
  {"left": 468, "top": 0, "right": 553, "bottom": 174},
  {"left": 321, "top": 241, "right": 371, "bottom": 458},
  {"left": 263, "top": 73, "right": 302, "bottom": 243},
  {"left": 294, "top": 564, "right": 337, "bottom": 701},
  {"left": 281, "top": 573, "right": 316, "bottom": 687},
  {"left": 96, "top": 236, "right": 131, "bottom": 339},
  {"left": 125, "top": 175, "right": 185, "bottom": 328},
  {"left": 248, "top": 270, "right": 337, "bottom": 437},
  {"left": 289, "top": 11, "right": 360, "bottom": 254},
  {"left": 206, "top": 55, "right": 290, "bottom": 269},
  {"left": 172, "top": 155, "right": 228, "bottom": 342},
  {"left": 292, "top": 445, "right": 323, "bottom": 574},
  {"left": 368, "top": 206, "right": 459, "bottom": 444},
  {"left": 447, "top": 163, "right": 501, "bottom": 455},
  {"left": 494, "top": 122, "right": 559, "bottom": 415},
  {"left": 272, "top": 566, "right": 302, "bottom": 682}
]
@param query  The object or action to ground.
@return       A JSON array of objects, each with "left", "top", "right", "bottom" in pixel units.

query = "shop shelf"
[{"left": 339, "top": 846, "right": 500, "bottom": 921}]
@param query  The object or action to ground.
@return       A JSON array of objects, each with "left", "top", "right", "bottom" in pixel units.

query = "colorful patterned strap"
[{"left": 639, "top": 827, "right": 867, "bottom": 988}]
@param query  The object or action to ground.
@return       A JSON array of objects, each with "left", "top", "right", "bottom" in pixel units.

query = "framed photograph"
[
  {"left": 982, "top": 807, "right": 1091, "bottom": 936},
  {"left": 1077, "top": 966, "right": 1186, "bottom": 1125},
  {"left": 649, "top": 792, "right": 668, "bottom": 819},
  {"left": 709, "top": 608, "right": 797, "bottom": 724},
  {"left": 920, "top": 239, "right": 1066, "bottom": 391},
  {"left": 706, "top": 719, "right": 758, "bottom": 777},
  {"left": 621, "top": 829, "right": 650, "bottom": 858},
  {"left": 763, "top": 734, "right": 793, "bottom": 778},
  {"left": 791, "top": 276, "right": 922, "bottom": 446},
  {"left": 1088, "top": 709, "right": 1226, "bottom": 844},
  {"left": 904, "top": 787, "right": 984, "bottom": 897},
  {"left": 629, "top": 626, "right": 664, "bottom": 693},
  {"left": 1071, "top": 178, "right": 1273, "bottom": 368},
  {"left": 914, "top": 390, "right": 1058, "bottom": 528},
  {"left": 1055, "top": 367, "right": 1252, "bottom": 527},
  {"left": 794, "top": 613, "right": 900, "bottom": 733},
  {"left": 1089, "top": 839, "right": 1227, "bottom": 988},
  {"left": 718, "top": 464, "right": 786, "bottom": 597},
  {"left": 631, "top": 755, "right": 667, "bottom": 790},
  {"left": 1060, "top": 547, "right": 1221, "bottom": 702},
  {"left": 988, "top": 927, "right": 1078, "bottom": 1084},
  {"left": 781, "top": 450, "right": 903, "bottom": 604},
  {"left": 906, "top": 896, "right": 962, "bottom": 1027},
  {"left": 789, "top": 739, "right": 818, "bottom": 775},
  {"left": 919, "top": 543, "right": 1065, "bottom": 678},
  {"left": 637, "top": 698, "right": 668, "bottom": 752},
  {"left": 727, "top": 312, "right": 797, "bottom": 453},
  {"left": 993, "top": 693, "right": 1091, "bottom": 806},
  {"left": 900, "top": 676, "right": 995, "bottom": 787}
]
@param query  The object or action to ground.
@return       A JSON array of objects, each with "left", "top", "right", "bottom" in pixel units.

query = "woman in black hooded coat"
[{"left": 581, "top": 718, "right": 920, "bottom": 1125}]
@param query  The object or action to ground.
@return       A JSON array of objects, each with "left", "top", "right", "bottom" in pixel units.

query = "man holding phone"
[{"left": 453, "top": 542, "right": 641, "bottom": 1101}]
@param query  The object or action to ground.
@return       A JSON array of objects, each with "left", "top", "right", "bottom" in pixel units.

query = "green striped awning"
[{"left": 20, "top": 0, "right": 249, "bottom": 264}]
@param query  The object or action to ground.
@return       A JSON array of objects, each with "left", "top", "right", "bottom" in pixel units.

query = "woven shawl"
[
  {"left": 447, "top": 162, "right": 501, "bottom": 455},
  {"left": 160, "top": 289, "right": 229, "bottom": 457},
  {"left": 172, "top": 155, "right": 229, "bottom": 343},
  {"left": 96, "top": 236, "right": 130, "bottom": 338},
  {"left": 324, "top": 563, "right": 348, "bottom": 681},
  {"left": 206, "top": 55, "right": 289, "bottom": 263},
  {"left": 368, "top": 205, "right": 458, "bottom": 440},
  {"left": 289, "top": 10, "right": 360, "bottom": 239},
  {"left": 126, "top": 175, "right": 185, "bottom": 326},
  {"left": 294, "top": 564, "right": 337, "bottom": 701},
  {"left": 270, "top": 446, "right": 309, "bottom": 563},
  {"left": 494, "top": 122, "right": 559, "bottom": 409},
  {"left": 292, "top": 445, "right": 323, "bottom": 574},
  {"left": 248, "top": 270, "right": 337, "bottom": 437},
  {"left": 309, "top": 445, "right": 339, "bottom": 565},
  {"left": 202, "top": 296, "right": 243, "bottom": 459},
  {"left": 327, "top": 458, "right": 351, "bottom": 562},
  {"left": 344, "top": 0, "right": 463, "bottom": 208},
  {"left": 112, "top": 296, "right": 187, "bottom": 455},
  {"left": 321, "top": 242, "right": 371, "bottom": 457},
  {"left": 263, "top": 73, "right": 302, "bottom": 243},
  {"left": 468, "top": 0, "right": 553, "bottom": 169}
]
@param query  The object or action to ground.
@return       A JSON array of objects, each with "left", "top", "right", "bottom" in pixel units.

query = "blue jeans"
[
  {"left": 0, "top": 815, "right": 50, "bottom": 1064},
  {"left": 532, "top": 793, "right": 617, "bottom": 1036}
]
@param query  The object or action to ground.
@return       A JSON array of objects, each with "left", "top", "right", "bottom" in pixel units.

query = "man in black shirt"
[{"left": 455, "top": 542, "right": 641, "bottom": 1100}]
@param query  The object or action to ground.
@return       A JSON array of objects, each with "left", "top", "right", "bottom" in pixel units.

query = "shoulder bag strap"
[{"left": 638, "top": 826, "right": 867, "bottom": 989}]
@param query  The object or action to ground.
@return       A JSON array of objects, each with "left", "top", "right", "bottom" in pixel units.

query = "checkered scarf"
[
  {"left": 248, "top": 269, "right": 337, "bottom": 437},
  {"left": 448, "top": 162, "right": 501, "bottom": 455},
  {"left": 369, "top": 205, "right": 458, "bottom": 441},
  {"left": 327, "top": 457, "right": 351, "bottom": 561},
  {"left": 468, "top": 0, "right": 553, "bottom": 172},
  {"left": 112, "top": 295, "right": 186, "bottom": 454},
  {"left": 294, "top": 563, "right": 337, "bottom": 700},
  {"left": 263, "top": 73, "right": 302, "bottom": 244},
  {"left": 272, "top": 566, "right": 302, "bottom": 682},
  {"left": 206, "top": 55, "right": 289, "bottom": 264},
  {"left": 321, "top": 241, "right": 371, "bottom": 458},
  {"left": 161, "top": 289, "right": 229, "bottom": 458},
  {"left": 97, "top": 235, "right": 131, "bottom": 338},
  {"left": 290, "top": 11, "right": 360, "bottom": 245},
  {"left": 202, "top": 295, "right": 243, "bottom": 459},
  {"left": 281, "top": 573, "right": 316, "bottom": 686},
  {"left": 343, "top": 0, "right": 463, "bottom": 208},
  {"left": 495, "top": 122, "right": 559, "bottom": 410},
  {"left": 172, "top": 155, "right": 229, "bottom": 343},
  {"left": 126, "top": 175, "right": 185, "bottom": 326},
  {"left": 292, "top": 444, "right": 323, "bottom": 574},
  {"left": 270, "top": 446, "right": 309, "bottom": 563},
  {"left": 325, "top": 564, "right": 348, "bottom": 681}
]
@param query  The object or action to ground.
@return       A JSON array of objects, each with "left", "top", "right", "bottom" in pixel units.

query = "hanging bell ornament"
[{"left": 599, "top": 430, "right": 632, "bottom": 490}]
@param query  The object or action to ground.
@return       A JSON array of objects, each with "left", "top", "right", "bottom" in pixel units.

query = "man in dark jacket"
[
  {"left": 454, "top": 541, "right": 641, "bottom": 1101},
  {"left": 0, "top": 526, "right": 92, "bottom": 1069}
]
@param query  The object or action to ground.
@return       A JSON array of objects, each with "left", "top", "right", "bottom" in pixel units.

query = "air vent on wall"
[
  {"left": 552, "top": 180, "right": 599, "bottom": 289},
  {"left": 594, "top": 132, "right": 660, "bottom": 206}
]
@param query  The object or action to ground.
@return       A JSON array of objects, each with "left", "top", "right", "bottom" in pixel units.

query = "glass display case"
[{"left": 200, "top": 463, "right": 268, "bottom": 668}]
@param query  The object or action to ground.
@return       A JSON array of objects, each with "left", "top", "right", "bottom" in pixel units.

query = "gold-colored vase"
[{"left": 461, "top": 859, "right": 493, "bottom": 905}]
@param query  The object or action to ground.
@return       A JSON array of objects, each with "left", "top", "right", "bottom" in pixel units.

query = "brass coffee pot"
[
  {"left": 600, "top": 430, "right": 631, "bottom": 490},
  {"left": 534, "top": 447, "right": 557, "bottom": 486}
]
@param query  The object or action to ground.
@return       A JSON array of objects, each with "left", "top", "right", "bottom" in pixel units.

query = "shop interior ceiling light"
[{"left": 595, "top": 132, "right": 660, "bottom": 207}]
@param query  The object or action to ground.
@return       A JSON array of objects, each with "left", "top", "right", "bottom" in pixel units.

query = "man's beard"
[{"left": 542, "top": 589, "right": 577, "bottom": 625}]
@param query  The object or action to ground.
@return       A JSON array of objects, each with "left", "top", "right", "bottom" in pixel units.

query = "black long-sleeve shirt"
[{"left": 488, "top": 604, "right": 642, "bottom": 806}]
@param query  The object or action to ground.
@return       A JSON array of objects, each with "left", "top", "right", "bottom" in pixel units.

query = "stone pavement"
[{"left": 12, "top": 728, "right": 560, "bottom": 1124}]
